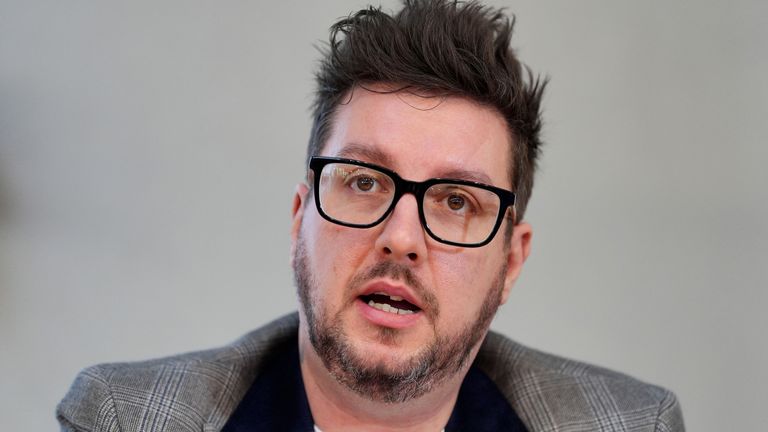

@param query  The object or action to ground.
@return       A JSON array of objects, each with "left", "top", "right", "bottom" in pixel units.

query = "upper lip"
[{"left": 358, "top": 280, "right": 424, "bottom": 310}]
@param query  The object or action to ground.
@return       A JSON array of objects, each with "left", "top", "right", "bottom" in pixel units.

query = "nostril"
[
  {"left": 407, "top": 252, "right": 417, "bottom": 261},
  {"left": 383, "top": 247, "right": 392, "bottom": 255}
]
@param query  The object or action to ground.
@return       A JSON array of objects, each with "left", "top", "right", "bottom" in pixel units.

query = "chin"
[{"left": 353, "top": 333, "right": 433, "bottom": 368}]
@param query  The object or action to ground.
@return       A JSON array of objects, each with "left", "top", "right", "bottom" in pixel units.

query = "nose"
[{"left": 374, "top": 193, "right": 427, "bottom": 263}]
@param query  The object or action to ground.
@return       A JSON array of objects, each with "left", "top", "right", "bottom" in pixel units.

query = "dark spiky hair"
[{"left": 308, "top": 0, "right": 547, "bottom": 222}]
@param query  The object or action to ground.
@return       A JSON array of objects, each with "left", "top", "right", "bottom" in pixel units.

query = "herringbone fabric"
[{"left": 57, "top": 313, "right": 684, "bottom": 431}]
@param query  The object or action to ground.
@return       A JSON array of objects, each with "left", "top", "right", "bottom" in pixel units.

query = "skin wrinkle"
[{"left": 293, "top": 230, "right": 508, "bottom": 404}]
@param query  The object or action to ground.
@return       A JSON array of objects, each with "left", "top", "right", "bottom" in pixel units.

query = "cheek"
[
  {"left": 302, "top": 215, "right": 375, "bottom": 295},
  {"left": 430, "top": 249, "right": 505, "bottom": 319}
]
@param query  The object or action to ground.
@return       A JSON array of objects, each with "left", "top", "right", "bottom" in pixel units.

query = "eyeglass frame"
[{"left": 308, "top": 156, "right": 517, "bottom": 248}]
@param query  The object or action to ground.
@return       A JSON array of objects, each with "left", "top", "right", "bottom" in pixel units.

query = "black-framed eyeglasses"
[{"left": 308, "top": 156, "right": 516, "bottom": 247}]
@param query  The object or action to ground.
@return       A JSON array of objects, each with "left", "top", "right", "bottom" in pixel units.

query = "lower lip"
[{"left": 355, "top": 298, "right": 423, "bottom": 329}]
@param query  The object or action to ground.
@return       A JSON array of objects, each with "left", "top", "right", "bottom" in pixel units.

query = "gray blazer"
[{"left": 57, "top": 313, "right": 684, "bottom": 431}]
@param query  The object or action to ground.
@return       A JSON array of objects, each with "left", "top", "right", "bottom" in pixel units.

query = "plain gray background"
[{"left": 1, "top": 1, "right": 766, "bottom": 430}]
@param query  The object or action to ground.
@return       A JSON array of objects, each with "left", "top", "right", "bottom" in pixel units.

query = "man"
[{"left": 57, "top": 1, "right": 684, "bottom": 431}]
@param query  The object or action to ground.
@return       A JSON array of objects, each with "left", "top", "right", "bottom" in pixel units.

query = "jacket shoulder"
[
  {"left": 57, "top": 313, "right": 299, "bottom": 432},
  {"left": 477, "top": 331, "right": 685, "bottom": 432}
]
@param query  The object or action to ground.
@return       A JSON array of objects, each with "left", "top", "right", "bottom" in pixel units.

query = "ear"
[
  {"left": 289, "top": 182, "right": 310, "bottom": 267},
  {"left": 499, "top": 221, "right": 532, "bottom": 305}
]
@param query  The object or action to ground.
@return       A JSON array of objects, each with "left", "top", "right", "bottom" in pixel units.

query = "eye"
[
  {"left": 354, "top": 176, "right": 376, "bottom": 192},
  {"left": 439, "top": 190, "right": 478, "bottom": 215},
  {"left": 446, "top": 194, "right": 465, "bottom": 210},
  {"left": 345, "top": 169, "right": 387, "bottom": 193}
]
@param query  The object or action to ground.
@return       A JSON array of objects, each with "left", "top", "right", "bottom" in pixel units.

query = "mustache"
[{"left": 347, "top": 261, "right": 439, "bottom": 319}]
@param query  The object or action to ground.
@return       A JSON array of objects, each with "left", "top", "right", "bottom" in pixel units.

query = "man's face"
[{"left": 291, "top": 86, "right": 531, "bottom": 402}]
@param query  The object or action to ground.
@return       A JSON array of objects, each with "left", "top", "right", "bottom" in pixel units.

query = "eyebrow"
[
  {"left": 334, "top": 143, "right": 496, "bottom": 187},
  {"left": 335, "top": 144, "right": 396, "bottom": 168},
  {"left": 437, "top": 169, "right": 494, "bottom": 186}
]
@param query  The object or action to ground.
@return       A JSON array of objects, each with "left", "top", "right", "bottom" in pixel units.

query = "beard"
[{"left": 293, "top": 235, "right": 507, "bottom": 404}]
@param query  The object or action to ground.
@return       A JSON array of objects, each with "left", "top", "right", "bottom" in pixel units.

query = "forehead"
[{"left": 322, "top": 87, "right": 513, "bottom": 189}]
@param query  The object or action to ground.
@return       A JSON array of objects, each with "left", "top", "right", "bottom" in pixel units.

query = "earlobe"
[
  {"left": 500, "top": 221, "right": 533, "bottom": 305},
  {"left": 289, "top": 183, "right": 310, "bottom": 266}
]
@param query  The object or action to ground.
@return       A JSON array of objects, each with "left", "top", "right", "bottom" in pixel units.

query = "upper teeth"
[
  {"left": 374, "top": 292, "right": 404, "bottom": 302},
  {"left": 368, "top": 300, "right": 414, "bottom": 315}
]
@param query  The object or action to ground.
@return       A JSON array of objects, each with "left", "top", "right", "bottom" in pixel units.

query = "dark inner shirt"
[{"left": 222, "top": 341, "right": 527, "bottom": 432}]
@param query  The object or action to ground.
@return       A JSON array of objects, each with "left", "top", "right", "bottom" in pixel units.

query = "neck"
[{"left": 298, "top": 332, "right": 475, "bottom": 432}]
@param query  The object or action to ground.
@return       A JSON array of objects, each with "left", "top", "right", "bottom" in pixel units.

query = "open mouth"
[{"left": 359, "top": 292, "right": 421, "bottom": 315}]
